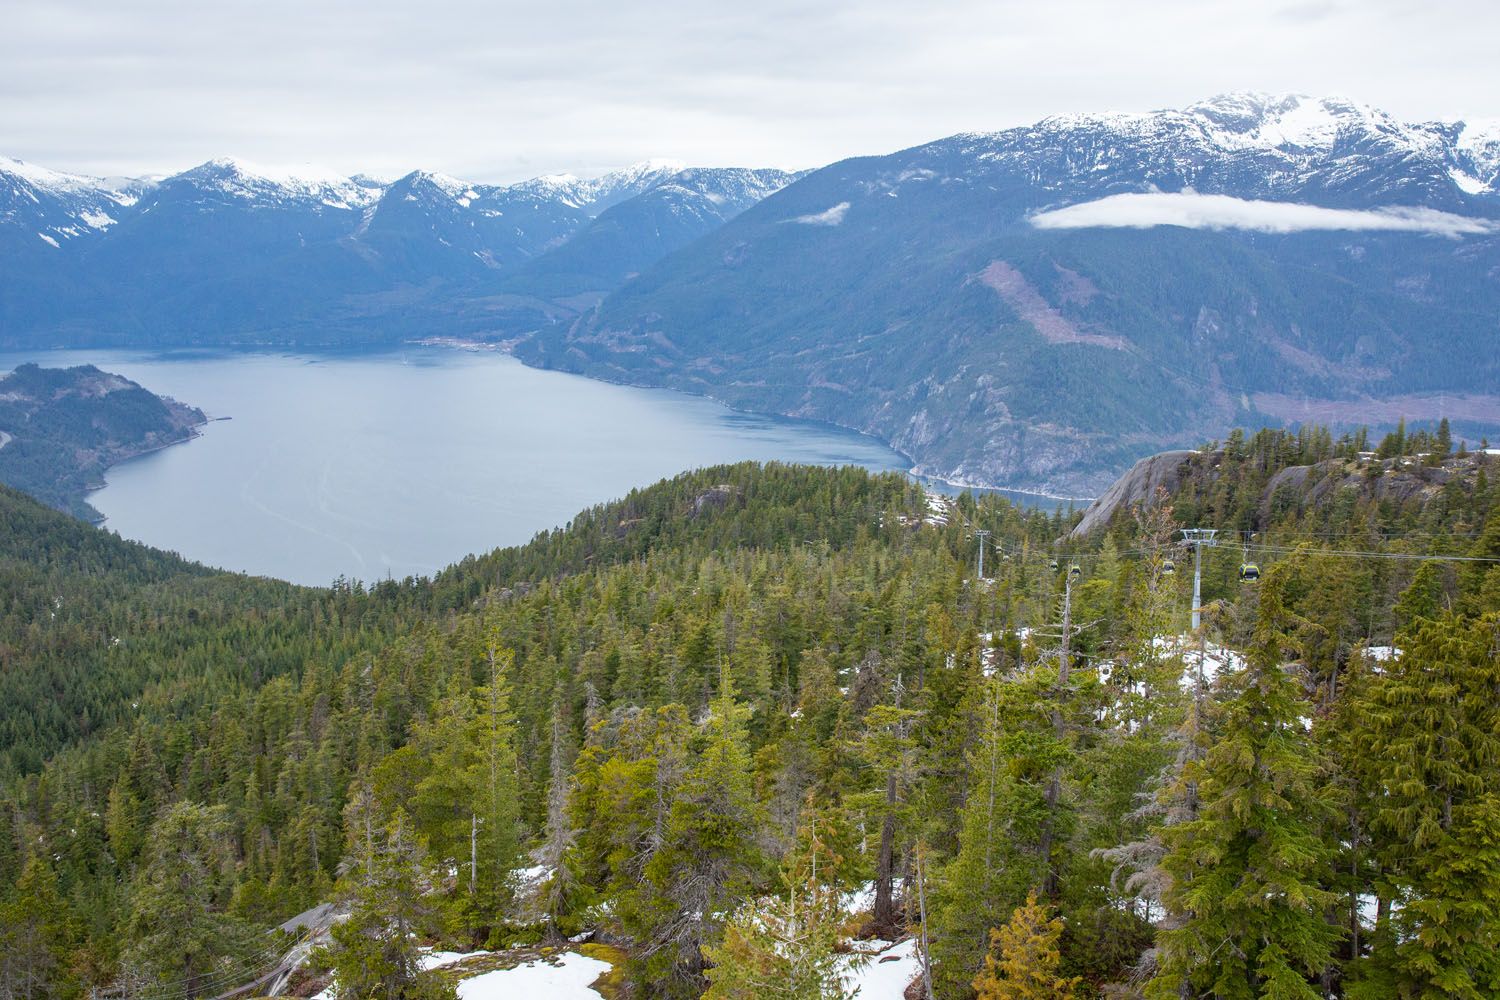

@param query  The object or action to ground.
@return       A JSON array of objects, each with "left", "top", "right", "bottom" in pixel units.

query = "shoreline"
[
  {"left": 412, "top": 337, "right": 1094, "bottom": 504},
  {"left": 83, "top": 417, "right": 214, "bottom": 524}
]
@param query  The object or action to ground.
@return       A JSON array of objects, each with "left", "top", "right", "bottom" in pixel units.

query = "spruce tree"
[
  {"left": 628, "top": 669, "right": 765, "bottom": 999},
  {"left": 326, "top": 790, "right": 454, "bottom": 1000},
  {"left": 1149, "top": 571, "right": 1341, "bottom": 999},
  {"left": 1346, "top": 614, "right": 1500, "bottom": 999},
  {"left": 122, "top": 802, "right": 258, "bottom": 996},
  {"left": 931, "top": 677, "right": 1055, "bottom": 996},
  {"left": 0, "top": 852, "right": 76, "bottom": 1000},
  {"left": 703, "top": 808, "right": 863, "bottom": 1000}
]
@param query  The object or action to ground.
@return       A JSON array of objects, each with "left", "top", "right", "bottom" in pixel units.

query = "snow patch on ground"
[
  {"left": 421, "top": 949, "right": 492, "bottom": 971},
  {"left": 844, "top": 938, "right": 920, "bottom": 999},
  {"left": 457, "top": 952, "right": 611, "bottom": 1000},
  {"left": 78, "top": 209, "right": 117, "bottom": 229},
  {"left": 842, "top": 880, "right": 877, "bottom": 916},
  {"left": 1151, "top": 635, "right": 1246, "bottom": 688},
  {"left": 1449, "top": 168, "right": 1489, "bottom": 195},
  {"left": 923, "top": 491, "right": 952, "bottom": 526}
]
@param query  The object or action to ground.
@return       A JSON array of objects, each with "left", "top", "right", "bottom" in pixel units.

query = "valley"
[
  {"left": 4, "top": 81, "right": 1500, "bottom": 1000},
  {"left": 6, "top": 93, "right": 1499, "bottom": 496},
  {"left": 0, "top": 348, "right": 918, "bottom": 584}
]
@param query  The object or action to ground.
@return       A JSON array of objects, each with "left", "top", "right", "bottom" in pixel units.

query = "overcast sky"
[{"left": 5, "top": 0, "right": 1498, "bottom": 184}]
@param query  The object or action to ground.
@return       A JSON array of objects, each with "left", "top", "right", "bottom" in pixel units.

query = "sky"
[{"left": 4, "top": 0, "right": 1499, "bottom": 184}]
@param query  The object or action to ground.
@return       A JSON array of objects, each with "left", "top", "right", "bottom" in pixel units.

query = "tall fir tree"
[
  {"left": 1149, "top": 571, "right": 1341, "bottom": 999},
  {"left": 0, "top": 852, "right": 77, "bottom": 1000},
  {"left": 325, "top": 788, "right": 454, "bottom": 1000},
  {"left": 627, "top": 667, "right": 765, "bottom": 999},
  {"left": 122, "top": 802, "right": 258, "bottom": 996},
  {"left": 703, "top": 806, "right": 864, "bottom": 1000},
  {"left": 1345, "top": 614, "right": 1500, "bottom": 999}
]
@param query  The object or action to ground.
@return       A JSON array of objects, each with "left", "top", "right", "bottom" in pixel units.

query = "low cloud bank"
[
  {"left": 792, "top": 201, "right": 850, "bottom": 226},
  {"left": 1030, "top": 192, "right": 1496, "bottom": 237}
]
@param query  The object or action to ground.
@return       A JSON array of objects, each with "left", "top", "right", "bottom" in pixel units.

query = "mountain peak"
[
  {"left": 175, "top": 157, "right": 381, "bottom": 208},
  {"left": 1, "top": 156, "right": 127, "bottom": 196}
]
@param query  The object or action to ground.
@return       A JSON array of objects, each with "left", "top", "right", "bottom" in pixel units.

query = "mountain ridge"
[
  {"left": 516, "top": 93, "right": 1500, "bottom": 495},
  {"left": 1, "top": 154, "right": 800, "bottom": 347}
]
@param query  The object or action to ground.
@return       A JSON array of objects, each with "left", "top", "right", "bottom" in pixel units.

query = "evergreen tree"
[
  {"left": 122, "top": 802, "right": 258, "bottom": 997},
  {"left": 931, "top": 677, "right": 1055, "bottom": 997},
  {"left": 325, "top": 789, "right": 454, "bottom": 1000},
  {"left": 972, "top": 892, "right": 1080, "bottom": 1000},
  {"left": 703, "top": 808, "right": 863, "bottom": 1000},
  {"left": 0, "top": 853, "right": 76, "bottom": 1000},
  {"left": 627, "top": 669, "right": 765, "bottom": 999},
  {"left": 1346, "top": 614, "right": 1500, "bottom": 999},
  {"left": 1149, "top": 572, "right": 1341, "bottom": 999}
]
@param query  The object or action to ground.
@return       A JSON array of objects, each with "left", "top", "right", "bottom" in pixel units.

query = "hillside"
[
  {"left": 0, "top": 157, "right": 795, "bottom": 347},
  {"left": 517, "top": 93, "right": 1500, "bottom": 495},
  {"left": 1072, "top": 434, "right": 1499, "bottom": 538},
  {"left": 2, "top": 444, "right": 1498, "bottom": 998},
  {"left": 0, "top": 363, "right": 206, "bottom": 520}
]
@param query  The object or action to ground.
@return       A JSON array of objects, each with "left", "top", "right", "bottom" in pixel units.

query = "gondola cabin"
[
  {"left": 1162, "top": 559, "right": 1176, "bottom": 576},
  {"left": 1239, "top": 562, "right": 1261, "bottom": 583}
]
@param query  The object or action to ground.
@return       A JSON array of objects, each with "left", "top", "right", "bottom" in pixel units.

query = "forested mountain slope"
[
  {"left": 0, "top": 363, "right": 205, "bottom": 520},
  {"left": 2, "top": 443, "right": 1499, "bottom": 998},
  {"left": 519, "top": 94, "right": 1500, "bottom": 494}
]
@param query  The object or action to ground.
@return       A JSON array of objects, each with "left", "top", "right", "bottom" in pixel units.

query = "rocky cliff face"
[
  {"left": 1071, "top": 445, "right": 1494, "bottom": 538},
  {"left": 1068, "top": 450, "right": 1199, "bottom": 536}
]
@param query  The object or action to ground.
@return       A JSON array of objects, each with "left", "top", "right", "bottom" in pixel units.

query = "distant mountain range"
[
  {"left": 0, "top": 154, "right": 801, "bottom": 346},
  {"left": 6, "top": 93, "right": 1500, "bottom": 493}
]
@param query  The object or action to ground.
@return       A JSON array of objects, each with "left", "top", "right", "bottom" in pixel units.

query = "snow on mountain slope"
[
  {"left": 1, "top": 156, "right": 149, "bottom": 246},
  {"left": 932, "top": 93, "right": 1494, "bottom": 208},
  {"left": 512, "top": 159, "right": 688, "bottom": 214},
  {"left": 173, "top": 157, "right": 384, "bottom": 209}
]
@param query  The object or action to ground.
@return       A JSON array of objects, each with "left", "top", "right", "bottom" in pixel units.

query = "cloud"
[
  {"left": 6, "top": 0, "right": 1500, "bottom": 182},
  {"left": 792, "top": 201, "right": 850, "bottom": 226},
  {"left": 1029, "top": 191, "right": 1498, "bottom": 237}
]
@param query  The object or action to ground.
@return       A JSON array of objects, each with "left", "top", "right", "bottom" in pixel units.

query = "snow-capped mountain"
[
  {"left": 1, "top": 157, "right": 148, "bottom": 248},
  {"left": 519, "top": 93, "right": 1500, "bottom": 495},
  {"left": 0, "top": 153, "right": 796, "bottom": 345},
  {"left": 170, "top": 157, "right": 385, "bottom": 210},
  {"left": 917, "top": 92, "right": 1500, "bottom": 209},
  {"left": 499, "top": 166, "right": 804, "bottom": 303},
  {"left": 512, "top": 159, "right": 690, "bottom": 215}
]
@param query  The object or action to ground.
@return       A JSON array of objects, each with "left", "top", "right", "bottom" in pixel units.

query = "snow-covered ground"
[
  {"left": 1152, "top": 634, "right": 1246, "bottom": 688},
  {"left": 923, "top": 491, "right": 951, "bottom": 527},
  {"left": 844, "top": 938, "right": 921, "bottom": 999},
  {"left": 313, "top": 947, "right": 611, "bottom": 1000},
  {"left": 457, "top": 952, "right": 612, "bottom": 1000}
]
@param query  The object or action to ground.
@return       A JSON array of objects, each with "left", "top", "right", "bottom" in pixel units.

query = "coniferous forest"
[{"left": 2, "top": 428, "right": 1499, "bottom": 999}]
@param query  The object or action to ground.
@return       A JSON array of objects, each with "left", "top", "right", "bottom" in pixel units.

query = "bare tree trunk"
[
  {"left": 873, "top": 770, "right": 899, "bottom": 934},
  {"left": 1038, "top": 579, "right": 1072, "bottom": 899}
]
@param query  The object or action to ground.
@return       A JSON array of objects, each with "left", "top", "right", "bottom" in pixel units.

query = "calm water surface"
[{"left": 2, "top": 348, "right": 924, "bottom": 584}]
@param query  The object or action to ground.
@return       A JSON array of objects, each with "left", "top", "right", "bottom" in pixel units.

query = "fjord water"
[{"left": 0, "top": 348, "right": 914, "bottom": 585}]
